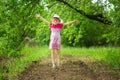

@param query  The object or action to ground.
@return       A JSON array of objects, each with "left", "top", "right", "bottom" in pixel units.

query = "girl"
[{"left": 36, "top": 14, "right": 78, "bottom": 69}]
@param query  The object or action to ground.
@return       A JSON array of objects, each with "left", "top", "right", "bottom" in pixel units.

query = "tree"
[{"left": 0, "top": 0, "right": 120, "bottom": 56}]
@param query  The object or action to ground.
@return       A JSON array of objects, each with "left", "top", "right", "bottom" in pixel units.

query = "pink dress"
[{"left": 49, "top": 23, "right": 63, "bottom": 50}]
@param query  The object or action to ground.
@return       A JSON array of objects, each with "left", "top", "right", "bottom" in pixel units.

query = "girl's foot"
[{"left": 52, "top": 65, "right": 58, "bottom": 69}]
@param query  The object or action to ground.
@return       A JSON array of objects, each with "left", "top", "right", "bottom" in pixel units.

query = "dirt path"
[{"left": 13, "top": 54, "right": 120, "bottom": 80}]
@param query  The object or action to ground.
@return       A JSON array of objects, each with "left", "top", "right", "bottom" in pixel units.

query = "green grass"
[
  {"left": 61, "top": 46, "right": 120, "bottom": 69},
  {"left": 0, "top": 45, "right": 50, "bottom": 80},
  {"left": 0, "top": 46, "right": 120, "bottom": 80}
]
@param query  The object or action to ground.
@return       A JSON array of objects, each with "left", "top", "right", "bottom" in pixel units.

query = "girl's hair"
[{"left": 52, "top": 17, "right": 61, "bottom": 22}]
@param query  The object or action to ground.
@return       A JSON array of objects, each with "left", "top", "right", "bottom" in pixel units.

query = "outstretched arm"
[
  {"left": 36, "top": 14, "right": 50, "bottom": 25},
  {"left": 63, "top": 20, "right": 78, "bottom": 26}
]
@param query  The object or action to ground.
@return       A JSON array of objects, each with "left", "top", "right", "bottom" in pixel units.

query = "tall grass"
[{"left": 0, "top": 46, "right": 120, "bottom": 79}]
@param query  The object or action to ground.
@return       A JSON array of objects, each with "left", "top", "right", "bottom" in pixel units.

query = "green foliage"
[
  {"left": 0, "top": 0, "right": 44, "bottom": 56},
  {"left": 103, "top": 0, "right": 120, "bottom": 46},
  {"left": 0, "top": 0, "right": 120, "bottom": 56}
]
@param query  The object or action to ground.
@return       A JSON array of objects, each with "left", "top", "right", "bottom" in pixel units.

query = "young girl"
[{"left": 36, "top": 14, "right": 78, "bottom": 69}]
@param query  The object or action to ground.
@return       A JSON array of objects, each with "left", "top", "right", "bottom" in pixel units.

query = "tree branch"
[{"left": 56, "top": 0, "right": 112, "bottom": 25}]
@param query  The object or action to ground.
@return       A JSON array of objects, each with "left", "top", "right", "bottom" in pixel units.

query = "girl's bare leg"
[
  {"left": 56, "top": 49, "right": 61, "bottom": 66},
  {"left": 51, "top": 49, "right": 56, "bottom": 67}
]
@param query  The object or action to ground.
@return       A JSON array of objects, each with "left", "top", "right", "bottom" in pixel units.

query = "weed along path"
[{"left": 13, "top": 54, "right": 120, "bottom": 80}]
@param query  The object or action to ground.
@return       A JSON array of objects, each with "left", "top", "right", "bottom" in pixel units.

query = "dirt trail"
[{"left": 13, "top": 54, "right": 120, "bottom": 80}]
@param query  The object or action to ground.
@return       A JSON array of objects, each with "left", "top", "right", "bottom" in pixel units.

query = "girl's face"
[{"left": 51, "top": 17, "right": 60, "bottom": 24}]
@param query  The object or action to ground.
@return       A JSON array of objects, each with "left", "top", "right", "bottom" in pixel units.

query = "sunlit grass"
[
  {"left": 61, "top": 46, "right": 120, "bottom": 69},
  {"left": 0, "top": 45, "right": 50, "bottom": 79},
  {"left": 0, "top": 45, "right": 120, "bottom": 79}
]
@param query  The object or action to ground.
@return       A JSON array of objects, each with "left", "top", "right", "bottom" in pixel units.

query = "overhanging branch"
[{"left": 56, "top": 0, "right": 112, "bottom": 25}]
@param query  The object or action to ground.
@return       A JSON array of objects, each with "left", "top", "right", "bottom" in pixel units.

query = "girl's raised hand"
[
  {"left": 73, "top": 20, "right": 78, "bottom": 24},
  {"left": 35, "top": 14, "right": 41, "bottom": 18},
  {"left": 35, "top": 13, "right": 50, "bottom": 25}
]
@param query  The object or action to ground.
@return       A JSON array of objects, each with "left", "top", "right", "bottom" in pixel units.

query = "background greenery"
[
  {"left": 0, "top": 0, "right": 120, "bottom": 79},
  {"left": 0, "top": 0, "right": 120, "bottom": 56}
]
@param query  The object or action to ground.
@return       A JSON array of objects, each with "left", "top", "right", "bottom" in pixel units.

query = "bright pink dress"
[{"left": 49, "top": 23, "right": 63, "bottom": 50}]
